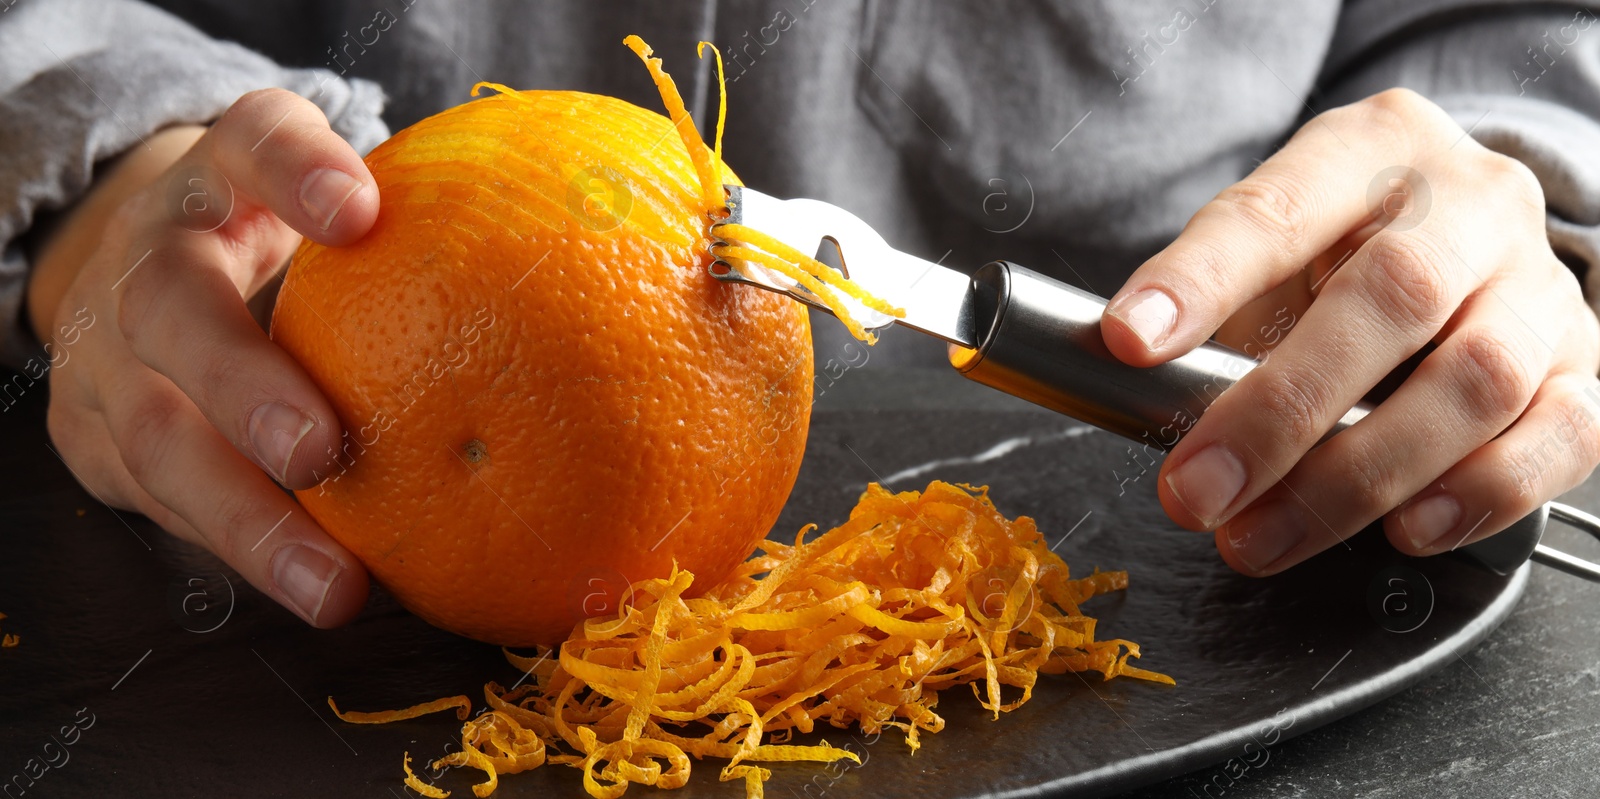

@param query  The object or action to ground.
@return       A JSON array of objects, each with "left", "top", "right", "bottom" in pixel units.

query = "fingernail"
[
  {"left": 1165, "top": 443, "right": 1248, "bottom": 528},
  {"left": 300, "top": 168, "right": 365, "bottom": 231},
  {"left": 1110, "top": 288, "right": 1178, "bottom": 350},
  {"left": 272, "top": 545, "right": 342, "bottom": 625},
  {"left": 249, "top": 402, "right": 315, "bottom": 484},
  {"left": 1400, "top": 491, "right": 1462, "bottom": 552},
  {"left": 1225, "top": 501, "right": 1306, "bottom": 573}
]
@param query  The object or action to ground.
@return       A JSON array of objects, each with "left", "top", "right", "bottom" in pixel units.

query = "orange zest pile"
[
  {"left": 331, "top": 481, "right": 1171, "bottom": 798},
  {"left": 620, "top": 35, "right": 904, "bottom": 344}
]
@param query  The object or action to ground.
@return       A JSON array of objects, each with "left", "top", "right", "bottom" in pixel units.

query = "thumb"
[{"left": 197, "top": 87, "right": 380, "bottom": 247}]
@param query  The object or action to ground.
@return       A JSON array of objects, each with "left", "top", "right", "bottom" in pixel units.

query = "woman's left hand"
[{"left": 1101, "top": 88, "right": 1600, "bottom": 575}]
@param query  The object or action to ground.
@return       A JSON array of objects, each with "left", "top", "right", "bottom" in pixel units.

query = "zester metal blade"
[{"left": 712, "top": 186, "right": 979, "bottom": 347}]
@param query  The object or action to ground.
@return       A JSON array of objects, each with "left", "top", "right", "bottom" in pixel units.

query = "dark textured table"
[{"left": 3, "top": 364, "right": 1598, "bottom": 798}]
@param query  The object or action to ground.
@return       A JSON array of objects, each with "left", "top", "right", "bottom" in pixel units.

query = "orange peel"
[
  {"left": 335, "top": 480, "right": 1170, "bottom": 798},
  {"left": 328, "top": 695, "right": 472, "bottom": 724},
  {"left": 404, "top": 752, "right": 450, "bottom": 798}
]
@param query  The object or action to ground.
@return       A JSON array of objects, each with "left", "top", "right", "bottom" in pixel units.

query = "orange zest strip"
[
  {"left": 341, "top": 480, "right": 1169, "bottom": 799},
  {"left": 721, "top": 764, "right": 770, "bottom": 799},
  {"left": 714, "top": 224, "right": 905, "bottom": 318},
  {"left": 426, "top": 709, "right": 552, "bottom": 799},
  {"left": 327, "top": 695, "right": 473, "bottom": 724},
  {"left": 470, "top": 82, "right": 510, "bottom": 98},
  {"left": 696, "top": 42, "right": 728, "bottom": 176},
  {"left": 713, "top": 243, "right": 877, "bottom": 343},
  {"left": 503, "top": 646, "right": 558, "bottom": 682},
  {"left": 405, "top": 752, "right": 451, "bottom": 798},
  {"left": 712, "top": 223, "right": 907, "bottom": 344},
  {"left": 623, "top": 35, "right": 722, "bottom": 212},
  {"left": 470, "top": 81, "right": 532, "bottom": 104},
  {"left": 626, "top": 36, "right": 905, "bottom": 345}
]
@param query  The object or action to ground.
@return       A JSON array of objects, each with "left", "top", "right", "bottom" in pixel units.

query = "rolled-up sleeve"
[
  {"left": 1322, "top": 2, "right": 1600, "bottom": 313},
  {"left": 0, "top": 0, "right": 389, "bottom": 367}
]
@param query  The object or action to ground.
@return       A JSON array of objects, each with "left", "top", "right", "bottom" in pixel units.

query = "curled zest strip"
[
  {"left": 623, "top": 35, "right": 722, "bottom": 213},
  {"left": 404, "top": 753, "right": 449, "bottom": 798},
  {"left": 641, "top": 34, "right": 904, "bottom": 344},
  {"left": 696, "top": 41, "right": 728, "bottom": 175}
]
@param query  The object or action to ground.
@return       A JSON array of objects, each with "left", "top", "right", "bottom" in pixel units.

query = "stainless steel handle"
[
  {"left": 948, "top": 261, "right": 1583, "bottom": 579},
  {"left": 949, "top": 261, "right": 1370, "bottom": 448}
]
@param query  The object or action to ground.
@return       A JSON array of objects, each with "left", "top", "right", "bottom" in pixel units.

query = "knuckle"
[
  {"left": 1214, "top": 177, "right": 1311, "bottom": 258},
  {"left": 189, "top": 358, "right": 238, "bottom": 427},
  {"left": 1498, "top": 443, "right": 1548, "bottom": 501},
  {"left": 217, "top": 89, "right": 326, "bottom": 143},
  {"left": 115, "top": 258, "right": 170, "bottom": 349},
  {"left": 1449, "top": 327, "right": 1538, "bottom": 420},
  {"left": 207, "top": 491, "right": 269, "bottom": 555},
  {"left": 1358, "top": 88, "right": 1436, "bottom": 130},
  {"left": 223, "top": 88, "right": 298, "bottom": 123},
  {"left": 1551, "top": 257, "right": 1587, "bottom": 301},
  {"left": 192, "top": 349, "right": 233, "bottom": 403},
  {"left": 1335, "top": 89, "right": 1457, "bottom": 151},
  {"left": 1550, "top": 390, "right": 1600, "bottom": 471},
  {"left": 1368, "top": 87, "right": 1429, "bottom": 114},
  {"left": 1331, "top": 438, "right": 1403, "bottom": 519},
  {"left": 186, "top": 327, "right": 242, "bottom": 400},
  {"left": 1360, "top": 234, "right": 1453, "bottom": 330},
  {"left": 116, "top": 391, "right": 186, "bottom": 485},
  {"left": 1480, "top": 152, "right": 1545, "bottom": 216},
  {"left": 1153, "top": 238, "right": 1234, "bottom": 312},
  {"left": 1247, "top": 369, "right": 1330, "bottom": 447}
]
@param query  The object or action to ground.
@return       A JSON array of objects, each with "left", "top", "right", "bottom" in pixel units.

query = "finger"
[
  {"left": 45, "top": 400, "right": 198, "bottom": 538},
  {"left": 1157, "top": 184, "right": 1499, "bottom": 532},
  {"left": 1159, "top": 140, "right": 1557, "bottom": 535},
  {"left": 1214, "top": 268, "right": 1568, "bottom": 574},
  {"left": 1102, "top": 89, "right": 1452, "bottom": 366},
  {"left": 101, "top": 364, "right": 369, "bottom": 627},
  {"left": 1386, "top": 369, "right": 1600, "bottom": 556},
  {"left": 1307, "top": 214, "right": 1387, "bottom": 298},
  {"left": 116, "top": 233, "right": 342, "bottom": 489},
  {"left": 195, "top": 88, "right": 378, "bottom": 245},
  {"left": 1211, "top": 279, "right": 1309, "bottom": 358}
]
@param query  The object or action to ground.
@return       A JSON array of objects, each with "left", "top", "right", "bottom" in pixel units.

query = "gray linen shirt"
[{"left": 3, "top": 0, "right": 1599, "bottom": 369}]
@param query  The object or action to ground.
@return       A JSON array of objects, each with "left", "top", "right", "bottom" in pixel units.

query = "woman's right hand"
[{"left": 27, "top": 89, "right": 380, "bottom": 627}]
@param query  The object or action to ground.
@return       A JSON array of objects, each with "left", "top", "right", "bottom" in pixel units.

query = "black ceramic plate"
[{"left": 0, "top": 379, "right": 1525, "bottom": 798}]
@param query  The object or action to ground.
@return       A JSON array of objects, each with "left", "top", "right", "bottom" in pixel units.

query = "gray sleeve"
[
  {"left": 0, "top": 0, "right": 390, "bottom": 368},
  {"left": 1322, "top": 4, "right": 1600, "bottom": 311}
]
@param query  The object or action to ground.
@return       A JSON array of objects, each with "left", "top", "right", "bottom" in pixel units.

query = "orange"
[{"left": 271, "top": 66, "right": 813, "bottom": 646}]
